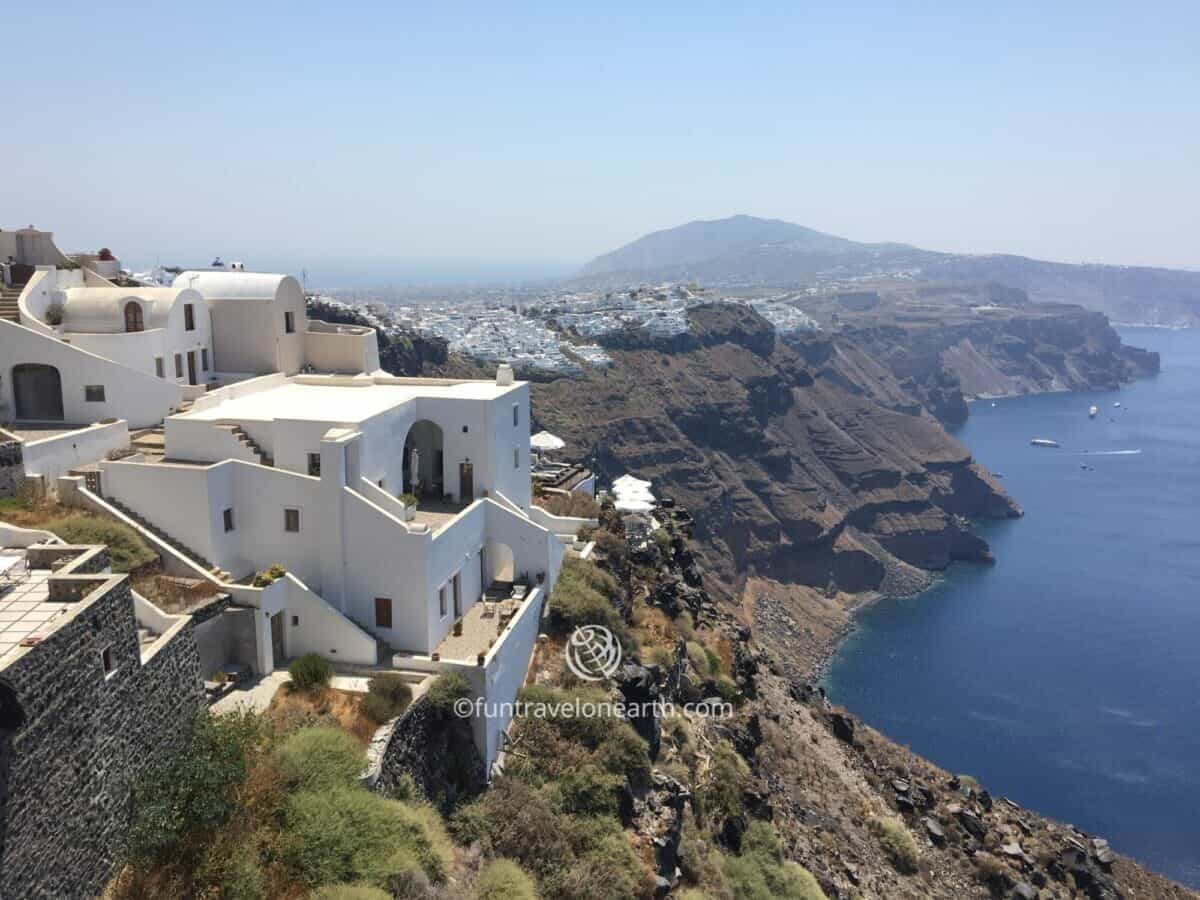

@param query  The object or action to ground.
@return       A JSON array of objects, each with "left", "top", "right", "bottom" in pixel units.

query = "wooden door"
[
  {"left": 186, "top": 351, "right": 197, "bottom": 385},
  {"left": 459, "top": 462, "right": 474, "bottom": 502},
  {"left": 270, "top": 613, "right": 284, "bottom": 665}
]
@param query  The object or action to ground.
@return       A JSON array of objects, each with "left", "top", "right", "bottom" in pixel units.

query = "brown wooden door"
[
  {"left": 270, "top": 612, "right": 284, "bottom": 664},
  {"left": 459, "top": 462, "right": 474, "bottom": 502},
  {"left": 186, "top": 351, "right": 197, "bottom": 385}
]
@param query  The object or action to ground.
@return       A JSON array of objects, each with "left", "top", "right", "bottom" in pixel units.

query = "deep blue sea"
[{"left": 824, "top": 327, "right": 1200, "bottom": 887}]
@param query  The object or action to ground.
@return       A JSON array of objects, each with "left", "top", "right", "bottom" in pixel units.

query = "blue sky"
[{"left": 5, "top": 2, "right": 1198, "bottom": 284}]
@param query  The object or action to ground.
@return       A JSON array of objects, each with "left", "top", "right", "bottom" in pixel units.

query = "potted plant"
[
  {"left": 453, "top": 618, "right": 463, "bottom": 637},
  {"left": 399, "top": 493, "right": 418, "bottom": 522}
]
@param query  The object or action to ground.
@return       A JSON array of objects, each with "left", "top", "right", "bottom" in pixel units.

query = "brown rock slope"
[{"left": 534, "top": 303, "right": 1020, "bottom": 612}]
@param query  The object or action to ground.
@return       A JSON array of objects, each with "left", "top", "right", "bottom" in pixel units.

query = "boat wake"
[{"left": 1081, "top": 449, "right": 1142, "bottom": 456}]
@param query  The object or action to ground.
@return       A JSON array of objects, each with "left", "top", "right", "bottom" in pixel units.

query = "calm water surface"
[{"left": 824, "top": 327, "right": 1200, "bottom": 886}]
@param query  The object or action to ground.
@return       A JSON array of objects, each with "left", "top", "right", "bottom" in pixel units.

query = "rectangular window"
[
  {"left": 84, "top": 385, "right": 105, "bottom": 402},
  {"left": 155, "top": 356, "right": 164, "bottom": 378},
  {"left": 284, "top": 508, "right": 301, "bottom": 533},
  {"left": 184, "top": 303, "right": 195, "bottom": 331},
  {"left": 514, "top": 447, "right": 519, "bottom": 469},
  {"left": 292, "top": 615, "right": 299, "bottom": 627},
  {"left": 439, "top": 585, "right": 447, "bottom": 618},
  {"left": 174, "top": 353, "right": 183, "bottom": 378},
  {"left": 512, "top": 403, "right": 519, "bottom": 427},
  {"left": 201, "top": 348, "right": 209, "bottom": 371},
  {"left": 100, "top": 645, "right": 115, "bottom": 677},
  {"left": 284, "top": 311, "right": 295, "bottom": 334},
  {"left": 375, "top": 597, "right": 392, "bottom": 629},
  {"left": 222, "top": 507, "right": 234, "bottom": 532},
  {"left": 307, "top": 452, "right": 321, "bottom": 476}
]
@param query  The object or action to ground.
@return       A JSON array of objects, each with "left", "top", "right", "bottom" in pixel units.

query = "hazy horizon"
[{"left": 5, "top": 3, "right": 1198, "bottom": 286}]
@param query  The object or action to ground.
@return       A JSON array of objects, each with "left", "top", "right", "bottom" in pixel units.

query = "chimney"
[{"left": 496, "top": 364, "right": 514, "bottom": 386}]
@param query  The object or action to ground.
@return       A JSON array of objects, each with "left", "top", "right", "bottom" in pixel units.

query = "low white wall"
[
  {"left": 284, "top": 573, "right": 379, "bottom": 665},
  {"left": 132, "top": 590, "right": 186, "bottom": 635},
  {"left": 21, "top": 420, "right": 129, "bottom": 482},
  {"left": 164, "top": 417, "right": 260, "bottom": 465},
  {"left": 304, "top": 325, "right": 381, "bottom": 374},
  {"left": 528, "top": 504, "right": 598, "bottom": 537},
  {"left": 0, "top": 522, "right": 58, "bottom": 547},
  {"left": 186, "top": 372, "right": 288, "bottom": 414}
]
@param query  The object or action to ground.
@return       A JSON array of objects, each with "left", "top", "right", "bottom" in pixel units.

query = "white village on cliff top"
[{"left": 0, "top": 227, "right": 598, "bottom": 897}]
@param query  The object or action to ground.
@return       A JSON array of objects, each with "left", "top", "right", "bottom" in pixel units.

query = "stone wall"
[
  {"left": 0, "top": 567, "right": 205, "bottom": 899},
  {"left": 372, "top": 698, "right": 486, "bottom": 812},
  {"left": 0, "top": 437, "right": 23, "bottom": 499}
]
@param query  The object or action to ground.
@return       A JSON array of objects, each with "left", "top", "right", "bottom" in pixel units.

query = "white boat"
[
  {"left": 1089, "top": 405, "right": 1099, "bottom": 418},
  {"left": 1114, "top": 401, "right": 1121, "bottom": 408},
  {"left": 1030, "top": 438, "right": 1061, "bottom": 448}
]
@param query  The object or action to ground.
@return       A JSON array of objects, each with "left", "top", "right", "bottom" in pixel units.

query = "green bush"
[
  {"left": 595, "top": 725, "right": 652, "bottom": 789},
  {"left": 723, "top": 821, "right": 827, "bottom": 900},
  {"left": 289, "top": 652, "right": 333, "bottom": 691},
  {"left": 547, "top": 557, "right": 627, "bottom": 640},
  {"left": 869, "top": 815, "right": 920, "bottom": 874},
  {"left": 363, "top": 673, "right": 414, "bottom": 722},
  {"left": 275, "top": 727, "right": 364, "bottom": 791},
  {"left": 44, "top": 515, "right": 155, "bottom": 572},
  {"left": 696, "top": 744, "right": 748, "bottom": 827},
  {"left": 557, "top": 763, "right": 623, "bottom": 816},
  {"left": 194, "top": 831, "right": 265, "bottom": 900},
  {"left": 312, "top": 886, "right": 392, "bottom": 900},
  {"left": 252, "top": 563, "right": 286, "bottom": 587},
  {"left": 280, "top": 787, "right": 450, "bottom": 888},
  {"left": 423, "top": 672, "right": 471, "bottom": 711},
  {"left": 473, "top": 858, "right": 538, "bottom": 900},
  {"left": 450, "top": 778, "right": 572, "bottom": 878},
  {"left": 126, "top": 709, "right": 267, "bottom": 862}
]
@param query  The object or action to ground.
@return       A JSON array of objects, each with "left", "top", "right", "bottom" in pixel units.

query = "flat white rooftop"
[{"left": 183, "top": 378, "right": 517, "bottom": 425}]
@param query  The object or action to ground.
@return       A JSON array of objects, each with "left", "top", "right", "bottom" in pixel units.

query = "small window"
[
  {"left": 284, "top": 311, "right": 295, "bottom": 334},
  {"left": 174, "top": 353, "right": 183, "bottom": 378},
  {"left": 222, "top": 507, "right": 234, "bottom": 532},
  {"left": 284, "top": 508, "right": 300, "bottom": 533},
  {"left": 184, "top": 303, "right": 195, "bottom": 331},
  {"left": 155, "top": 356, "right": 164, "bottom": 378},
  {"left": 307, "top": 452, "right": 321, "bottom": 476},
  {"left": 292, "top": 615, "right": 299, "bottom": 627},
  {"left": 512, "top": 403, "right": 519, "bottom": 427},
  {"left": 201, "top": 348, "right": 209, "bottom": 371},
  {"left": 375, "top": 597, "right": 393, "bottom": 629},
  {"left": 84, "top": 385, "right": 105, "bottom": 403},
  {"left": 513, "top": 448, "right": 519, "bottom": 469},
  {"left": 123, "top": 301, "right": 144, "bottom": 333},
  {"left": 462, "top": 425, "right": 469, "bottom": 433},
  {"left": 100, "top": 645, "right": 116, "bottom": 677},
  {"left": 438, "top": 585, "right": 447, "bottom": 618}
]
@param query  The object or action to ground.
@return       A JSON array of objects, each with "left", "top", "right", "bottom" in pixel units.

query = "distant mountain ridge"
[{"left": 578, "top": 215, "right": 1200, "bottom": 326}]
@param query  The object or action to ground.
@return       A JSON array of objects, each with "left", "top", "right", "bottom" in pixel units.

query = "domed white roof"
[
  {"left": 171, "top": 271, "right": 299, "bottom": 301},
  {"left": 60, "top": 287, "right": 202, "bottom": 333}
]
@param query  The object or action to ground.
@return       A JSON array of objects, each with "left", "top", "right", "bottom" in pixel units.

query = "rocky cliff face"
[{"left": 534, "top": 303, "right": 1025, "bottom": 607}]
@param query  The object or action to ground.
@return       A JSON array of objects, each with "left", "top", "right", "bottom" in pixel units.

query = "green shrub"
[
  {"left": 547, "top": 557, "right": 627, "bottom": 640},
  {"left": 280, "top": 787, "right": 450, "bottom": 887},
  {"left": 44, "top": 515, "right": 155, "bottom": 572},
  {"left": 275, "top": 727, "right": 364, "bottom": 791},
  {"left": 547, "top": 816, "right": 652, "bottom": 900},
  {"left": 252, "top": 563, "right": 286, "bottom": 587},
  {"left": 126, "top": 709, "right": 267, "bottom": 862},
  {"left": 713, "top": 675, "right": 740, "bottom": 704},
  {"left": 696, "top": 744, "right": 748, "bottom": 827},
  {"left": 869, "top": 815, "right": 920, "bottom": 874},
  {"left": 289, "top": 652, "right": 333, "bottom": 691},
  {"left": 450, "top": 778, "right": 572, "bottom": 878},
  {"left": 423, "top": 672, "right": 471, "bottom": 711},
  {"left": 558, "top": 763, "right": 623, "bottom": 816},
  {"left": 194, "top": 831, "right": 265, "bottom": 900},
  {"left": 473, "top": 858, "right": 538, "bottom": 900},
  {"left": 312, "top": 886, "right": 392, "bottom": 900},
  {"left": 399, "top": 493, "right": 419, "bottom": 507},
  {"left": 363, "top": 673, "right": 413, "bottom": 722},
  {"left": 595, "top": 725, "right": 652, "bottom": 789},
  {"left": 723, "top": 821, "right": 827, "bottom": 900}
]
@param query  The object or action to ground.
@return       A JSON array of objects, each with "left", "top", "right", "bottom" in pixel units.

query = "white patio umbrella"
[
  {"left": 614, "top": 498, "right": 655, "bottom": 513},
  {"left": 530, "top": 430, "right": 566, "bottom": 452}
]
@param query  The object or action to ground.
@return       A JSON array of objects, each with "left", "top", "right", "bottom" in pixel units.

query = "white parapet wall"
[{"left": 21, "top": 420, "right": 130, "bottom": 484}]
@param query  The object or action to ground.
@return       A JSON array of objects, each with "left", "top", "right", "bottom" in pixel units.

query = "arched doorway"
[
  {"left": 12, "top": 364, "right": 64, "bottom": 421},
  {"left": 484, "top": 541, "right": 515, "bottom": 585},
  {"left": 402, "top": 420, "right": 444, "bottom": 498}
]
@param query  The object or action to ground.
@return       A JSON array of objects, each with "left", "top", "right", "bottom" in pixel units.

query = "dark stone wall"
[
  {"left": 0, "top": 573, "right": 204, "bottom": 899},
  {"left": 374, "top": 698, "right": 485, "bottom": 812},
  {"left": 0, "top": 439, "right": 22, "bottom": 499}
]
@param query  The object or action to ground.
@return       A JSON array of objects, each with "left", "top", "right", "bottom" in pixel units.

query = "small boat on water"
[
  {"left": 1114, "top": 401, "right": 1122, "bottom": 408},
  {"left": 1089, "top": 405, "right": 1099, "bottom": 418},
  {"left": 1030, "top": 438, "right": 1061, "bottom": 448}
]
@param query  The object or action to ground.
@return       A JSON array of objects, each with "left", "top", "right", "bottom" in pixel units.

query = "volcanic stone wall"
[
  {"left": 0, "top": 557, "right": 204, "bottom": 899},
  {"left": 0, "top": 437, "right": 22, "bottom": 498}
]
